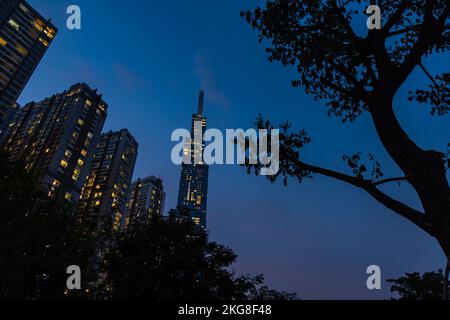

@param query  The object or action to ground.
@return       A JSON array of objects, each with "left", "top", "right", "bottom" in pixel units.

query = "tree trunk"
[{"left": 444, "top": 256, "right": 450, "bottom": 300}]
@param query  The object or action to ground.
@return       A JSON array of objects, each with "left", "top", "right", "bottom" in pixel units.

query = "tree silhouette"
[
  {"left": 103, "top": 216, "right": 296, "bottom": 300},
  {"left": 0, "top": 151, "right": 93, "bottom": 299},
  {"left": 0, "top": 149, "right": 295, "bottom": 300},
  {"left": 241, "top": 0, "right": 450, "bottom": 299},
  {"left": 388, "top": 270, "right": 446, "bottom": 300}
]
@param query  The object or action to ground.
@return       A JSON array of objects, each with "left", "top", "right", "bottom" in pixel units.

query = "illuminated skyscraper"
[
  {"left": 0, "top": 83, "right": 108, "bottom": 201},
  {"left": 0, "top": 0, "right": 57, "bottom": 133},
  {"left": 175, "top": 91, "right": 209, "bottom": 228},
  {"left": 77, "top": 129, "right": 138, "bottom": 233},
  {"left": 124, "top": 176, "right": 166, "bottom": 228}
]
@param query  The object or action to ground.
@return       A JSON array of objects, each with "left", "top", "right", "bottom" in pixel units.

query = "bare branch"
[
  {"left": 386, "top": 25, "right": 423, "bottom": 37},
  {"left": 282, "top": 147, "right": 428, "bottom": 232},
  {"left": 419, "top": 61, "right": 439, "bottom": 88},
  {"left": 373, "top": 177, "right": 408, "bottom": 186}
]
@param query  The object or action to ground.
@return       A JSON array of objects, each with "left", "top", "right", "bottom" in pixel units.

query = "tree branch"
[
  {"left": 282, "top": 147, "right": 428, "bottom": 233},
  {"left": 382, "top": 0, "right": 410, "bottom": 33},
  {"left": 395, "top": 4, "right": 449, "bottom": 91},
  {"left": 373, "top": 177, "right": 408, "bottom": 186},
  {"left": 386, "top": 25, "right": 423, "bottom": 37},
  {"left": 419, "top": 60, "right": 439, "bottom": 88}
]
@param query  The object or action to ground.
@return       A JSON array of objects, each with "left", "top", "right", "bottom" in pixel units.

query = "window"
[
  {"left": 0, "top": 37, "right": 7, "bottom": 46},
  {"left": 60, "top": 160, "right": 68, "bottom": 168},
  {"left": 19, "top": 3, "right": 30, "bottom": 13},
  {"left": 77, "top": 118, "right": 84, "bottom": 126},
  {"left": 80, "top": 149, "right": 87, "bottom": 157},
  {"left": 52, "top": 179, "right": 61, "bottom": 187},
  {"left": 39, "top": 38, "right": 49, "bottom": 47},
  {"left": 65, "top": 193, "right": 72, "bottom": 200},
  {"left": 8, "top": 19, "right": 19, "bottom": 31},
  {"left": 33, "top": 20, "right": 44, "bottom": 32},
  {"left": 72, "top": 168, "right": 81, "bottom": 181},
  {"left": 44, "top": 28, "right": 55, "bottom": 39},
  {"left": 16, "top": 45, "right": 28, "bottom": 56}
]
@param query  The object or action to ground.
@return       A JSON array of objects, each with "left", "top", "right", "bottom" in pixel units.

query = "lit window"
[
  {"left": 77, "top": 159, "right": 84, "bottom": 166},
  {"left": 8, "top": 19, "right": 19, "bottom": 30},
  {"left": 72, "top": 167, "right": 81, "bottom": 181},
  {"left": 16, "top": 45, "right": 28, "bottom": 56},
  {"left": 43, "top": 27, "right": 55, "bottom": 39},
  {"left": 77, "top": 118, "right": 84, "bottom": 126},
  {"left": 33, "top": 20, "right": 44, "bottom": 31},
  {"left": 38, "top": 37, "right": 49, "bottom": 47},
  {"left": 64, "top": 193, "right": 72, "bottom": 200},
  {"left": 60, "top": 160, "right": 68, "bottom": 168},
  {"left": 80, "top": 149, "right": 87, "bottom": 156},
  {"left": 85, "top": 100, "right": 92, "bottom": 106},
  {"left": 0, "top": 37, "right": 7, "bottom": 46},
  {"left": 65, "top": 150, "right": 72, "bottom": 158},
  {"left": 19, "top": 3, "right": 29, "bottom": 13},
  {"left": 52, "top": 179, "right": 61, "bottom": 187}
]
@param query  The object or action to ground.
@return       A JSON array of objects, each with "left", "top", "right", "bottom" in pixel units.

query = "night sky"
[{"left": 24, "top": 0, "right": 450, "bottom": 299}]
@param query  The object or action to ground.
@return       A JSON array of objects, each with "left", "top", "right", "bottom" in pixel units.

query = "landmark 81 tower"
[{"left": 176, "top": 91, "right": 209, "bottom": 228}]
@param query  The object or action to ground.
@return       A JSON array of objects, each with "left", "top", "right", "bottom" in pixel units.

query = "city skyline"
[{"left": 11, "top": 0, "right": 450, "bottom": 299}]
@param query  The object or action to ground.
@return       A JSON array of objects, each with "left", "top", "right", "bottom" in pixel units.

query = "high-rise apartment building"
[
  {"left": 0, "top": 83, "right": 108, "bottom": 201},
  {"left": 77, "top": 129, "right": 138, "bottom": 233},
  {"left": 175, "top": 91, "right": 209, "bottom": 228},
  {"left": 0, "top": 0, "right": 57, "bottom": 132},
  {"left": 124, "top": 176, "right": 166, "bottom": 228}
]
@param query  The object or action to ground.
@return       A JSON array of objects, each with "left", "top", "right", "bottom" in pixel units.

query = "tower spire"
[{"left": 197, "top": 91, "right": 204, "bottom": 115}]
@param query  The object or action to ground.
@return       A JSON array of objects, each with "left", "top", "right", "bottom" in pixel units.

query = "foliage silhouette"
[
  {"left": 388, "top": 270, "right": 446, "bottom": 300},
  {"left": 0, "top": 151, "right": 294, "bottom": 300},
  {"left": 0, "top": 151, "right": 92, "bottom": 299},
  {"left": 102, "top": 216, "right": 296, "bottom": 300}
]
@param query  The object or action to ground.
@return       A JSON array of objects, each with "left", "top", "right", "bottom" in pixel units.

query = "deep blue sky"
[{"left": 24, "top": 0, "right": 450, "bottom": 299}]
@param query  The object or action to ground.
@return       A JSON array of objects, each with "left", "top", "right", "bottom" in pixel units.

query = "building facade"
[
  {"left": 77, "top": 129, "right": 138, "bottom": 233},
  {"left": 1, "top": 83, "right": 108, "bottom": 201},
  {"left": 175, "top": 91, "right": 209, "bottom": 228},
  {"left": 0, "top": 0, "right": 57, "bottom": 133},
  {"left": 124, "top": 176, "right": 166, "bottom": 228}
]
